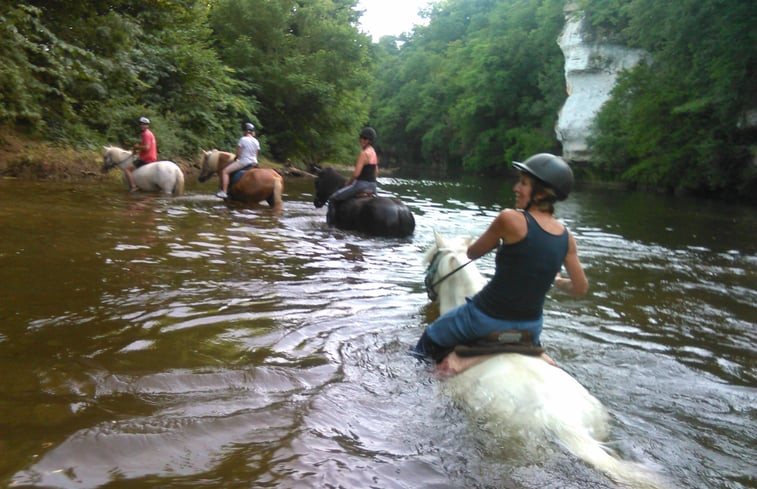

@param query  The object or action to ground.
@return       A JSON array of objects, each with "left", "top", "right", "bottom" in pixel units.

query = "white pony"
[
  {"left": 423, "top": 231, "right": 666, "bottom": 489},
  {"left": 102, "top": 146, "right": 185, "bottom": 195}
]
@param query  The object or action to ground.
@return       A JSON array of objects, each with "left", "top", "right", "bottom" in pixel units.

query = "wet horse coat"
[
  {"left": 198, "top": 150, "right": 283, "bottom": 210},
  {"left": 423, "top": 231, "right": 667, "bottom": 489},
  {"left": 101, "top": 146, "right": 185, "bottom": 195},
  {"left": 313, "top": 167, "right": 415, "bottom": 237}
]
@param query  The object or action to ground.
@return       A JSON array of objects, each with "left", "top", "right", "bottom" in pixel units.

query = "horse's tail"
[
  {"left": 173, "top": 167, "right": 185, "bottom": 195},
  {"left": 271, "top": 174, "right": 284, "bottom": 211},
  {"left": 553, "top": 424, "right": 668, "bottom": 489}
]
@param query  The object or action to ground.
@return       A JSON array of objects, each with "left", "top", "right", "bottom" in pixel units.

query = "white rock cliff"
[{"left": 556, "top": 5, "right": 647, "bottom": 162}]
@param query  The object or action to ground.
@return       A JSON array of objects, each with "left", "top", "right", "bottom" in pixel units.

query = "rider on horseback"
[
  {"left": 328, "top": 127, "right": 379, "bottom": 203},
  {"left": 216, "top": 122, "right": 260, "bottom": 199},
  {"left": 126, "top": 117, "right": 158, "bottom": 192},
  {"left": 413, "top": 153, "right": 588, "bottom": 367}
]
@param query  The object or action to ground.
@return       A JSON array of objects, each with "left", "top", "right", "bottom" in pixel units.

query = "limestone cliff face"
[{"left": 555, "top": 5, "right": 647, "bottom": 162}]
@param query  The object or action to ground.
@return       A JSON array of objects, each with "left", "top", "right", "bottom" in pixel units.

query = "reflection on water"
[{"left": 0, "top": 176, "right": 755, "bottom": 489}]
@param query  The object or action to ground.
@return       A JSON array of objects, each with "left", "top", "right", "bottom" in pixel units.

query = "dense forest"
[{"left": 1, "top": 0, "right": 755, "bottom": 200}]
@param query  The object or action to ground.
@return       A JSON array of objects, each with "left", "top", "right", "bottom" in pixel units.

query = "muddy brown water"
[{"left": 1, "top": 175, "right": 755, "bottom": 488}]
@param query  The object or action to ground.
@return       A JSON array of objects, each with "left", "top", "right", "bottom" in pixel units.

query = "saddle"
[{"left": 454, "top": 330, "right": 544, "bottom": 357}]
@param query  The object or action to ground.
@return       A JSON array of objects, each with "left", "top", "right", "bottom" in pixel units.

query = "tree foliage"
[
  {"left": 371, "top": 0, "right": 566, "bottom": 173},
  {"left": 0, "top": 0, "right": 372, "bottom": 162},
  {"left": 582, "top": 0, "right": 757, "bottom": 198},
  {"left": 1, "top": 0, "right": 754, "bottom": 201},
  {"left": 208, "top": 0, "right": 373, "bottom": 164}
]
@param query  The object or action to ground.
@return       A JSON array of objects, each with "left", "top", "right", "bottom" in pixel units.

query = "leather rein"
[{"left": 424, "top": 251, "right": 477, "bottom": 301}]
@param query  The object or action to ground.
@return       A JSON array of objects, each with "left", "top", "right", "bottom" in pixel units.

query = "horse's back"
[
  {"left": 231, "top": 168, "right": 284, "bottom": 207},
  {"left": 134, "top": 160, "right": 184, "bottom": 195},
  {"left": 360, "top": 197, "right": 415, "bottom": 237},
  {"left": 328, "top": 196, "right": 414, "bottom": 237}
]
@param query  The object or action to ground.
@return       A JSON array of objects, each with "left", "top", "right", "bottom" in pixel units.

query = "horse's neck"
[
  {"left": 112, "top": 150, "right": 134, "bottom": 168},
  {"left": 328, "top": 169, "right": 347, "bottom": 192},
  {"left": 213, "top": 152, "right": 235, "bottom": 171},
  {"left": 436, "top": 250, "right": 486, "bottom": 314}
]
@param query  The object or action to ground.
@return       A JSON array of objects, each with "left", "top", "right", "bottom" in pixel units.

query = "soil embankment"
[{"left": 0, "top": 129, "right": 316, "bottom": 182}]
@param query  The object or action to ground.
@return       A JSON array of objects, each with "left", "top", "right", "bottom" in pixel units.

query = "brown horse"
[{"left": 198, "top": 150, "right": 283, "bottom": 210}]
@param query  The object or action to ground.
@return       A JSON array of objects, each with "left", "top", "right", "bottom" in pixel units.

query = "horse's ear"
[{"left": 434, "top": 230, "right": 445, "bottom": 248}]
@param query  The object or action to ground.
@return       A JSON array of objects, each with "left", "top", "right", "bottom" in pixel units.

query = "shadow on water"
[{"left": 0, "top": 176, "right": 754, "bottom": 489}]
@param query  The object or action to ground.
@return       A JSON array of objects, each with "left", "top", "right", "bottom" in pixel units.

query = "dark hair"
[{"left": 526, "top": 174, "right": 557, "bottom": 214}]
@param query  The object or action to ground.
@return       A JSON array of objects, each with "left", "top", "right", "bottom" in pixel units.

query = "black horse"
[{"left": 313, "top": 167, "right": 415, "bottom": 237}]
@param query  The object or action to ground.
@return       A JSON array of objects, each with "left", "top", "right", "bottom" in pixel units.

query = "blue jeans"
[
  {"left": 329, "top": 179, "right": 376, "bottom": 202},
  {"left": 413, "top": 298, "right": 543, "bottom": 361}
]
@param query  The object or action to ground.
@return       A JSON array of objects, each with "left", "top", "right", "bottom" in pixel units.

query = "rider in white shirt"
[{"left": 216, "top": 122, "right": 260, "bottom": 199}]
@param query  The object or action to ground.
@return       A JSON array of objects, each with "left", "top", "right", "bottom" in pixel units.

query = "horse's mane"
[
  {"left": 104, "top": 145, "right": 129, "bottom": 155},
  {"left": 424, "top": 234, "right": 473, "bottom": 266},
  {"left": 207, "top": 148, "right": 235, "bottom": 157},
  {"left": 202, "top": 149, "right": 235, "bottom": 171}
]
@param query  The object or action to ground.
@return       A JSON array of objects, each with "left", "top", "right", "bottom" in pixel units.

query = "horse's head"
[
  {"left": 197, "top": 150, "right": 215, "bottom": 182},
  {"left": 198, "top": 150, "right": 236, "bottom": 183},
  {"left": 424, "top": 231, "right": 486, "bottom": 313},
  {"left": 313, "top": 167, "right": 347, "bottom": 208},
  {"left": 101, "top": 146, "right": 133, "bottom": 173}
]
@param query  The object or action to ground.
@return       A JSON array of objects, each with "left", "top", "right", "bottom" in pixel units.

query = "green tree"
[
  {"left": 208, "top": 0, "right": 373, "bottom": 165},
  {"left": 1, "top": 1, "right": 245, "bottom": 157},
  {"left": 584, "top": 0, "right": 757, "bottom": 198},
  {"left": 371, "top": 0, "right": 565, "bottom": 173}
]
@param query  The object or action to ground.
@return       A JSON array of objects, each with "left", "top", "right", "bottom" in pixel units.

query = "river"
[{"left": 0, "top": 173, "right": 755, "bottom": 489}]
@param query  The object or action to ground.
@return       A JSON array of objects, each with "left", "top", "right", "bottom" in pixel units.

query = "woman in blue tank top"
[{"left": 413, "top": 153, "right": 588, "bottom": 367}]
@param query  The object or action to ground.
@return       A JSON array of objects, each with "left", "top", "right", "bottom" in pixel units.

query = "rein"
[
  {"left": 106, "top": 151, "right": 135, "bottom": 169},
  {"left": 424, "top": 251, "right": 477, "bottom": 301}
]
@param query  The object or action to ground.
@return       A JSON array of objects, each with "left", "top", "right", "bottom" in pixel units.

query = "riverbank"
[{"left": 0, "top": 129, "right": 320, "bottom": 182}]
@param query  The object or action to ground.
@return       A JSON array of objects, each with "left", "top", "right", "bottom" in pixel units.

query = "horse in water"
[
  {"left": 313, "top": 167, "right": 415, "bottom": 237},
  {"left": 102, "top": 146, "right": 185, "bottom": 195},
  {"left": 198, "top": 150, "right": 283, "bottom": 210},
  {"left": 422, "top": 231, "right": 666, "bottom": 489}
]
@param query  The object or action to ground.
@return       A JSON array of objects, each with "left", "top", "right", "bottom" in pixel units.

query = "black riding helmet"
[
  {"left": 242, "top": 122, "right": 255, "bottom": 132},
  {"left": 512, "top": 153, "right": 574, "bottom": 201},
  {"left": 359, "top": 127, "right": 377, "bottom": 142}
]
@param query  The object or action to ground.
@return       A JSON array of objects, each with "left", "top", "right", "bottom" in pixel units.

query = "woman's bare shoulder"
[
  {"left": 496, "top": 208, "right": 527, "bottom": 241},
  {"left": 497, "top": 208, "right": 524, "bottom": 224}
]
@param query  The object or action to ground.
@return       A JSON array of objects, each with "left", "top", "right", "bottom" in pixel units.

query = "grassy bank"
[{"left": 0, "top": 128, "right": 321, "bottom": 183}]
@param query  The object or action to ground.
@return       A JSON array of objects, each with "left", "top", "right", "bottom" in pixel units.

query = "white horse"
[
  {"left": 423, "top": 231, "right": 666, "bottom": 489},
  {"left": 102, "top": 146, "right": 185, "bottom": 195}
]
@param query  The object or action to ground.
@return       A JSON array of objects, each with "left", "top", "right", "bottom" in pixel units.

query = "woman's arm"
[
  {"left": 466, "top": 210, "right": 523, "bottom": 259},
  {"left": 467, "top": 209, "right": 528, "bottom": 259},
  {"left": 346, "top": 150, "right": 368, "bottom": 185},
  {"left": 554, "top": 232, "right": 588, "bottom": 296}
]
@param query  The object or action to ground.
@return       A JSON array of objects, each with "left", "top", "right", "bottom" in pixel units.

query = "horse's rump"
[
  {"left": 326, "top": 196, "right": 414, "bottom": 237},
  {"left": 133, "top": 160, "right": 185, "bottom": 195}
]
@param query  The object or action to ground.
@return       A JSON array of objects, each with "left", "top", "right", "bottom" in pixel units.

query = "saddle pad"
[
  {"left": 454, "top": 343, "right": 544, "bottom": 357},
  {"left": 230, "top": 166, "right": 254, "bottom": 185}
]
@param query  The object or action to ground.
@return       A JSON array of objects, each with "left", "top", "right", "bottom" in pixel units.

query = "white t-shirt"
[{"left": 237, "top": 135, "right": 260, "bottom": 166}]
